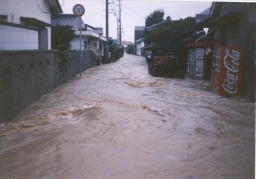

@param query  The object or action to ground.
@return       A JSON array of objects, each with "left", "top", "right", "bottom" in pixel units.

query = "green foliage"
[
  {"left": 126, "top": 45, "right": 134, "bottom": 54},
  {"left": 145, "top": 8, "right": 165, "bottom": 27},
  {"left": 51, "top": 25, "right": 75, "bottom": 50},
  {"left": 51, "top": 25, "right": 75, "bottom": 67},
  {"left": 89, "top": 47, "right": 100, "bottom": 61},
  {"left": 109, "top": 46, "right": 124, "bottom": 62},
  {"left": 144, "top": 16, "right": 196, "bottom": 45},
  {"left": 58, "top": 50, "right": 70, "bottom": 67}
]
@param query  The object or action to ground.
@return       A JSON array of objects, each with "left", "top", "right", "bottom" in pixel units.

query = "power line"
[
  {"left": 122, "top": 3, "right": 146, "bottom": 20},
  {"left": 84, "top": 9, "right": 104, "bottom": 20},
  {"left": 60, "top": 0, "right": 66, "bottom": 7}
]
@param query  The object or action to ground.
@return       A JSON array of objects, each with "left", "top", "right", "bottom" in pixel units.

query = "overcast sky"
[{"left": 60, "top": 0, "right": 212, "bottom": 42}]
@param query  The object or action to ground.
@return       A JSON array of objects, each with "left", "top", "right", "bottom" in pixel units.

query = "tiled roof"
[{"left": 51, "top": 14, "right": 77, "bottom": 26}]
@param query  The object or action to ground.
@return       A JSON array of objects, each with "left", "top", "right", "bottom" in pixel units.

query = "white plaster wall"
[
  {"left": 70, "top": 36, "right": 88, "bottom": 51},
  {"left": 136, "top": 43, "right": 141, "bottom": 55},
  {"left": 141, "top": 41, "right": 144, "bottom": 48},
  {"left": 0, "top": 25, "right": 38, "bottom": 50},
  {"left": 0, "top": 0, "right": 53, "bottom": 49},
  {"left": 89, "top": 39, "right": 99, "bottom": 49}
]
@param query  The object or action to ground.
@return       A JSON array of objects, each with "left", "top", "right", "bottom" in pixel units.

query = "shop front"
[{"left": 186, "top": 40, "right": 215, "bottom": 80}]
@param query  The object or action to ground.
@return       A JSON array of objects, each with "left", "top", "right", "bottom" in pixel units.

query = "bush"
[
  {"left": 58, "top": 50, "right": 70, "bottom": 67},
  {"left": 109, "top": 45, "right": 124, "bottom": 62},
  {"left": 89, "top": 47, "right": 100, "bottom": 61}
]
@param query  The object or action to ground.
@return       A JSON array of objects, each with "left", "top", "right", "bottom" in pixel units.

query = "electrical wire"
[
  {"left": 61, "top": 0, "right": 66, "bottom": 7},
  {"left": 122, "top": 21, "right": 133, "bottom": 28},
  {"left": 84, "top": 9, "right": 105, "bottom": 20},
  {"left": 123, "top": 2, "right": 195, "bottom": 35},
  {"left": 122, "top": 3, "right": 146, "bottom": 20},
  {"left": 37, "top": 4, "right": 50, "bottom": 13}
]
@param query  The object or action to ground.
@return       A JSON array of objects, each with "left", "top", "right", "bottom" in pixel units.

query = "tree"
[
  {"left": 51, "top": 25, "right": 75, "bottom": 67},
  {"left": 144, "top": 14, "right": 196, "bottom": 46},
  {"left": 145, "top": 8, "right": 165, "bottom": 27},
  {"left": 51, "top": 25, "right": 75, "bottom": 50}
]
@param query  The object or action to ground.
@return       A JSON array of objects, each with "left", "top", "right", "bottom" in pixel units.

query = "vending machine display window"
[{"left": 195, "top": 48, "right": 204, "bottom": 77}]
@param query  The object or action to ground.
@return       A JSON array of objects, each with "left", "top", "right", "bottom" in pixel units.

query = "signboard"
[
  {"left": 146, "top": 50, "right": 152, "bottom": 59},
  {"left": 218, "top": 46, "right": 244, "bottom": 96},
  {"left": 73, "top": 4, "right": 85, "bottom": 16}
]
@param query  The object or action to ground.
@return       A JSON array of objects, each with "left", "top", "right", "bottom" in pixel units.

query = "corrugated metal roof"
[{"left": 51, "top": 14, "right": 77, "bottom": 26}]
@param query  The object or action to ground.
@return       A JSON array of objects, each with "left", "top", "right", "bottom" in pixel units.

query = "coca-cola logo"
[{"left": 222, "top": 48, "right": 240, "bottom": 94}]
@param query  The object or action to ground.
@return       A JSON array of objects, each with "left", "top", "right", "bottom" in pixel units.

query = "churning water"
[{"left": 0, "top": 54, "right": 255, "bottom": 179}]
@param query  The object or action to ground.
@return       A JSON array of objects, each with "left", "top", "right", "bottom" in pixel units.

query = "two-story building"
[
  {"left": 51, "top": 14, "right": 106, "bottom": 56},
  {"left": 0, "top": 0, "right": 62, "bottom": 50}
]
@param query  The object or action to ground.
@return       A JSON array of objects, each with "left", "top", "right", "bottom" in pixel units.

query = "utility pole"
[
  {"left": 105, "top": 0, "right": 109, "bottom": 63},
  {"left": 119, "top": 0, "right": 121, "bottom": 46},
  {"left": 117, "top": 18, "right": 119, "bottom": 45}
]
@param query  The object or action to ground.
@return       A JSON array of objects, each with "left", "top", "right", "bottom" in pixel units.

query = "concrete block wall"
[{"left": 0, "top": 50, "right": 96, "bottom": 122}]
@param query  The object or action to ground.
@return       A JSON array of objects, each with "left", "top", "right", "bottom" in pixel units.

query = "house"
[
  {"left": 108, "top": 37, "right": 118, "bottom": 46},
  {"left": 134, "top": 26, "right": 144, "bottom": 54},
  {"left": 51, "top": 14, "right": 106, "bottom": 58},
  {"left": 0, "top": 0, "right": 62, "bottom": 50},
  {"left": 185, "top": 2, "right": 255, "bottom": 101},
  {"left": 209, "top": 2, "right": 255, "bottom": 100}
]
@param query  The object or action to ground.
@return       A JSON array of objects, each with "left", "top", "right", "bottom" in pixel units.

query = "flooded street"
[{"left": 0, "top": 54, "right": 255, "bottom": 179}]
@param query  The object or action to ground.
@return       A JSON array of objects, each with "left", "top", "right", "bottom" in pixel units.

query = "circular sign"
[{"left": 73, "top": 4, "right": 85, "bottom": 16}]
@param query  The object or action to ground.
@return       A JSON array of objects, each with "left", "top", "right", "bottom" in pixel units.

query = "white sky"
[{"left": 60, "top": 0, "right": 212, "bottom": 42}]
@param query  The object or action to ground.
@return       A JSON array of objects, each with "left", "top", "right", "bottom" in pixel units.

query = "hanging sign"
[
  {"left": 73, "top": 4, "right": 85, "bottom": 16},
  {"left": 205, "top": 47, "right": 212, "bottom": 55}
]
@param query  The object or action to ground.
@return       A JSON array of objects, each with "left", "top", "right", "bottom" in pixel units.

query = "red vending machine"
[{"left": 211, "top": 46, "right": 245, "bottom": 96}]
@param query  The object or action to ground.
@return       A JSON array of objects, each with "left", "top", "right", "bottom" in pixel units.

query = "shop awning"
[
  {"left": 186, "top": 40, "right": 215, "bottom": 48},
  {"left": 20, "top": 17, "right": 53, "bottom": 27},
  {"left": 144, "top": 40, "right": 176, "bottom": 49}
]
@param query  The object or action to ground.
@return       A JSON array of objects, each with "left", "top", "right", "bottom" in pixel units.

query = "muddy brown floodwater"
[{"left": 0, "top": 54, "right": 255, "bottom": 179}]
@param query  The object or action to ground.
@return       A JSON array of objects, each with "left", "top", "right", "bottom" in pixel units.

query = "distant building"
[
  {"left": 51, "top": 14, "right": 106, "bottom": 53},
  {"left": 134, "top": 26, "right": 144, "bottom": 54},
  {"left": 122, "top": 41, "right": 132, "bottom": 46}
]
